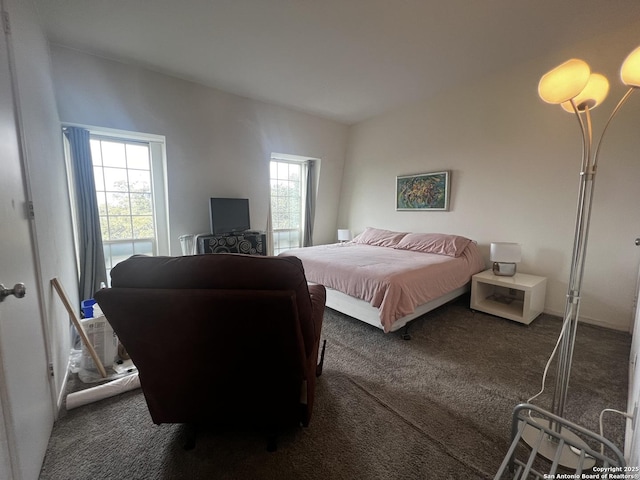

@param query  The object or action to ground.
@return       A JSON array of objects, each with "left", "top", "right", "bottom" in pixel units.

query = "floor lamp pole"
[
  {"left": 523, "top": 102, "right": 599, "bottom": 470},
  {"left": 523, "top": 89, "right": 636, "bottom": 469},
  {"left": 551, "top": 88, "right": 635, "bottom": 423},
  {"left": 550, "top": 102, "right": 595, "bottom": 427}
]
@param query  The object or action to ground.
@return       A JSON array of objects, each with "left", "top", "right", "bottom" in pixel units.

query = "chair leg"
[
  {"left": 300, "top": 401, "right": 311, "bottom": 427},
  {"left": 266, "top": 423, "right": 278, "bottom": 452},
  {"left": 184, "top": 423, "right": 197, "bottom": 450},
  {"left": 316, "top": 339, "right": 326, "bottom": 377},
  {"left": 266, "top": 433, "right": 278, "bottom": 452}
]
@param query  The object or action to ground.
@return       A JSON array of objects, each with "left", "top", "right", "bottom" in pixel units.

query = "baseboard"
[
  {"left": 543, "top": 308, "right": 628, "bottom": 332},
  {"left": 55, "top": 360, "right": 70, "bottom": 419}
]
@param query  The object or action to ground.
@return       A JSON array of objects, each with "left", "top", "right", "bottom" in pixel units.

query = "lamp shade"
[
  {"left": 621, "top": 45, "right": 640, "bottom": 87},
  {"left": 538, "top": 59, "right": 591, "bottom": 104},
  {"left": 337, "top": 229, "right": 352, "bottom": 242},
  {"left": 490, "top": 242, "right": 522, "bottom": 263},
  {"left": 560, "top": 73, "right": 609, "bottom": 112}
]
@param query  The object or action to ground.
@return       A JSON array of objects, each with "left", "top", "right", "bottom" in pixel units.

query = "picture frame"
[{"left": 396, "top": 171, "right": 450, "bottom": 211}]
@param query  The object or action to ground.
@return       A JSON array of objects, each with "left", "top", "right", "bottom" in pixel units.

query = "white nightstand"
[{"left": 470, "top": 270, "right": 547, "bottom": 324}]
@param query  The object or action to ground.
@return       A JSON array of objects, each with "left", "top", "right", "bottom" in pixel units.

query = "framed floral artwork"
[{"left": 396, "top": 171, "right": 450, "bottom": 211}]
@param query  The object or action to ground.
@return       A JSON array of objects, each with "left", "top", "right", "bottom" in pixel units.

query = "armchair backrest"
[
  {"left": 94, "top": 254, "right": 321, "bottom": 428},
  {"left": 105, "top": 253, "right": 317, "bottom": 354}
]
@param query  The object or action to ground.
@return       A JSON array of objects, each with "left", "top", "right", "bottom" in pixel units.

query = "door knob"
[
  {"left": 0, "top": 283, "right": 26, "bottom": 302},
  {"left": 636, "top": 238, "right": 640, "bottom": 246}
]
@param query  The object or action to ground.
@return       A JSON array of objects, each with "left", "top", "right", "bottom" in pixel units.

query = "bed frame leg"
[{"left": 401, "top": 325, "right": 411, "bottom": 341}]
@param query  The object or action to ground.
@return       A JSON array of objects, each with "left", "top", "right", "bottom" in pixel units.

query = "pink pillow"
[
  {"left": 394, "top": 233, "right": 472, "bottom": 257},
  {"left": 351, "top": 227, "right": 408, "bottom": 247}
]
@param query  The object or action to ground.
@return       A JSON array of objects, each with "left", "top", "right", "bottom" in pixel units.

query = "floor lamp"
[{"left": 522, "top": 46, "right": 640, "bottom": 468}]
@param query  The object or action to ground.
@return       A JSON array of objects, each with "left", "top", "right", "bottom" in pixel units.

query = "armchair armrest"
[
  {"left": 308, "top": 284, "right": 326, "bottom": 340},
  {"left": 301, "top": 283, "right": 326, "bottom": 426},
  {"left": 308, "top": 284, "right": 326, "bottom": 315}
]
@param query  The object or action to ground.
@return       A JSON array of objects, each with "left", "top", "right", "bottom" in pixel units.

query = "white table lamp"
[
  {"left": 490, "top": 242, "right": 521, "bottom": 276},
  {"left": 337, "top": 229, "right": 352, "bottom": 244}
]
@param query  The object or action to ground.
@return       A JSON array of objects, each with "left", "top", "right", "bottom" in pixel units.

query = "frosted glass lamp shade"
[
  {"left": 490, "top": 242, "right": 522, "bottom": 276},
  {"left": 621, "top": 45, "right": 640, "bottom": 87},
  {"left": 560, "top": 73, "right": 609, "bottom": 112},
  {"left": 538, "top": 59, "right": 591, "bottom": 104},
  {"left": 490, "top": 242, "right": 522, "bottom": 263},
  {"left": 337, "top": 229, "right": 352, "bottom": 242}
]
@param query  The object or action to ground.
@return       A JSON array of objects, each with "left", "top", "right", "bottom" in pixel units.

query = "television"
[{"left": 209, "top": 197, "right": 251, "bottom": 234}]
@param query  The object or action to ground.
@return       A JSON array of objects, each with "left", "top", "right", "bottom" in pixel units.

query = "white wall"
[
  {"left": 49, "top": 46, "right": 349, "bottom": 251},
  {"left": 340, "top": 23, "right": 640, "bottom": 331},
  {"left": 8, "top": 0, "right": 76, "bottom": 412}
]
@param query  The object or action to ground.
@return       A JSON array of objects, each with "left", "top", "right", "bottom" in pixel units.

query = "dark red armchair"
[{"left": 94, "top": 253, "right": 326, "bottom": 450}]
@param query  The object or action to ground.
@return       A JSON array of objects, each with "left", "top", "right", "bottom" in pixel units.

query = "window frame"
[{"left": 270, "top": 152, "right": 320, "bottom": 255}]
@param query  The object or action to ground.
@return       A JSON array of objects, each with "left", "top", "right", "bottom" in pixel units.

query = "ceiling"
[{"left": 34, "top": 0, "right": 640, "bottom": 125}]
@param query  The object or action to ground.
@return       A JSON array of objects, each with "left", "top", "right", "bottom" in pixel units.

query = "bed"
[{"left": 279, "top": 228, "right": 486, "bottom": 334}]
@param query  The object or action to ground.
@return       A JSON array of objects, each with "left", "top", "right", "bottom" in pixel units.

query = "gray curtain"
[
  {"left": 64, "top": 127, "right": 107, "bottom": 303},
  {"left": 303, "top": 160, "right": 315, "bottom": 247},
  {"left": 266, "top": 201, "right": 275, "bottom": 256}
]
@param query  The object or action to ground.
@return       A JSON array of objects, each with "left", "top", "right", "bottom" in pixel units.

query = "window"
[
  {"left": 66, "top": 126, "right": 169, "bottom": 283},
  {"left": 270, "top": 158, "right": 303, "bottom": 255},
  {"left": 269, "top": 153, "right": 320, "bottom": 255}
]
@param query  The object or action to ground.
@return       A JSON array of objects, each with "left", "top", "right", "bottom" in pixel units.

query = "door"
[
  {"left": 626, "top": 239, "right": 640, "bottom": 464},
  {"left": 0, "top": 13, "right": 55, "bottom": 480}
]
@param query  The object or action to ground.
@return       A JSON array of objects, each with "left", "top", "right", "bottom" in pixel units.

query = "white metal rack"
[{"left": 494, "top": 404, "right": 625, "bottom": 479}]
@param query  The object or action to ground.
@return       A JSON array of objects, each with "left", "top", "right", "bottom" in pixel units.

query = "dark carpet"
[{"left": 39, "top": 296, "right": 631, "bottom": 479}]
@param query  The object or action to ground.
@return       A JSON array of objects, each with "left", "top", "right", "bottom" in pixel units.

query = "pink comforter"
[{"left": 281, "top": 242, "right": 486, "bottom": 331}]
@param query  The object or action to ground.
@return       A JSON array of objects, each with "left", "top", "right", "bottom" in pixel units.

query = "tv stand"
[{"left": 197, "top": 232, "right": 266, "bottom": 256}]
